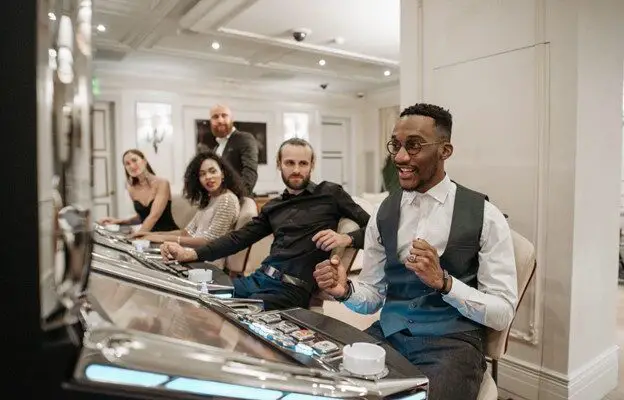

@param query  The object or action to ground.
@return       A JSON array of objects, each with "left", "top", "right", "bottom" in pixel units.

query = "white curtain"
[{"left": 379, "top": 105, "right": 401, "bottom": 164}]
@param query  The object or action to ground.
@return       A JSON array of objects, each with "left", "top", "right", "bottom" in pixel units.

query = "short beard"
[
  {"left": 282, "top": 171, "right": 310, "bottom": 191},
  {"left": 211, "top": 122, "right": 233, "bottom": 137}
]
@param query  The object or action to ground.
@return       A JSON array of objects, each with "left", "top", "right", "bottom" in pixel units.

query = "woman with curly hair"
[{"left": 133, "top": 151, "right": 245, "bottom": 248}]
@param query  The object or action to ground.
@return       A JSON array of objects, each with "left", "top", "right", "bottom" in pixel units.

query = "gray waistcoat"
[{"left": 377, "top": 183, "right": 486, "bottom": 337}]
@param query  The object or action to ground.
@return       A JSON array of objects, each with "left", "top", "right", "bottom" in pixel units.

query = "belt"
[{"left": 260, "top": 265, "right": 313, "bottom": 292}]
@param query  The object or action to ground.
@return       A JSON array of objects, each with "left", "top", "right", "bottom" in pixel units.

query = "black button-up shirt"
[{"left": 196, "top": 181, "right": 370, "bottom": 284}]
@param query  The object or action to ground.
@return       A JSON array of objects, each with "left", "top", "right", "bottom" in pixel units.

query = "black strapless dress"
[{"left": 133, "top": 199, "right": 179, "bottom": 232}]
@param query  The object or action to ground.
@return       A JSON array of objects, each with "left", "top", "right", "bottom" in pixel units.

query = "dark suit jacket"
[{"left": 217, "top": 130, "right": 258, "bottom": 195}]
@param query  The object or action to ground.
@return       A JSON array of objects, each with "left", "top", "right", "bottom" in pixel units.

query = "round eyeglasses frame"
[{"left": 386, "top": 139, "right": 443, "bottom": 156}]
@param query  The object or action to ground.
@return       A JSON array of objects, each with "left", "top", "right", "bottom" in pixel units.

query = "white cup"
[
  {"left": 132, "top": 239, "right": 150, "bottom": 252},
  {"left": 342, "top": 342, "right": 386, "bottom": 376},
  {"left": 188, "top": 269, "right": 213, "bottom": 283}
]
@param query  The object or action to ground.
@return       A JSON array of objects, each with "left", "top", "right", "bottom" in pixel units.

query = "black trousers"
[
  {"left": 365, "top": 321, "right": 486, "bottom": 400},
  {"left": 233, "top": 271, "right": 311, "bottom": 311}
]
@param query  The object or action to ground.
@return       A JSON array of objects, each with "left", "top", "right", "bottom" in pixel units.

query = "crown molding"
[
  {"left": 215, "top": 27, "right": 399, "bottom": 67},
  {"left": 94, "top": 69, "right": 363, "bottom": 106}
]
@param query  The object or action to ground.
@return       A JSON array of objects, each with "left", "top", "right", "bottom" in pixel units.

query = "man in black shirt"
[{"left": 160, "top": 138, "right": 370, "bottom": 310}]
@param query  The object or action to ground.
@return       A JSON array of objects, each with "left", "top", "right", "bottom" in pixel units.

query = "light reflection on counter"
[
  {"left": 281, "top": 394, "right": 339, "bottom": 400},
  {"left": 84, "top": 364, "right": 169, "bottom": 387},
  {"left": 83, "top": 363, "right": 426, "bottom": 400},
  {"left": 166, "top": 377, "right": 284, "bottom": 399},
  {"left": 397, "top": 393, "right": 427, "bottom": 400}
]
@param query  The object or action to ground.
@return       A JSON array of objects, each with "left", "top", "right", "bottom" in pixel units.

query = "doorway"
[
  {"left": 91, "top": 101, "right": 116, "bottom": 221},
  {"left": 320, "top": 117, "right": 352, "bottom": 194}
]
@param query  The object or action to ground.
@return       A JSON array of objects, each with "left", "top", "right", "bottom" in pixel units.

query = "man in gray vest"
[{"left": 313, "top": 103, "right": 518, "bottom": 400}]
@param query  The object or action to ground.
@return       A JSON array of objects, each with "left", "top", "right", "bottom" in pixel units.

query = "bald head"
[{"left": 210, "top": 104, "right": 234, "bottom": 138}]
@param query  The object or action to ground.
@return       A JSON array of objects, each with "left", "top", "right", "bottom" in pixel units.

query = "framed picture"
[
  {"left": 195, "top": 119, "right": 217, "bottom": 153},
  {"left": 235, "top": 121, "right": 268, "bottom": 165},
  {"left": 194, "top": 119, "right": 268, "bottom": 165}
]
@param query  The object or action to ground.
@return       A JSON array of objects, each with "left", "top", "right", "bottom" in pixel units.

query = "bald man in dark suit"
[{"left": 209, "top": 104, "right": 258, "bottom": 195}]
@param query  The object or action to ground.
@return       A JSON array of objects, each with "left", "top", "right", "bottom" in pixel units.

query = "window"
[
  {"left": 283, "top": 113, "right": 309, "bottom": 141},
  {"left": 136, "top": 102, "right": 172, "bottom": 153}
]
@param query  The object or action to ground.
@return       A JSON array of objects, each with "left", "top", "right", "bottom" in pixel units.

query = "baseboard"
[
  {"left": 497, "top": 345, "right": 619, "bottom": 400},
  {"left": 567, "top": 346, "right": 619, "bottom": 400}
]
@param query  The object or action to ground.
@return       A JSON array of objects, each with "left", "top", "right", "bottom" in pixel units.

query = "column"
[
  {"left": 400, "top": 0, "right": 624, "bottom": 399},
  {"left": 399, "top": 0, "right": 423, "bottom": 109}
]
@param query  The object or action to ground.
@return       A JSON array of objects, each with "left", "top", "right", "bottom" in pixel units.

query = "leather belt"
[{"left": 260, "top": 265, "right": 313, "bottom": 292}]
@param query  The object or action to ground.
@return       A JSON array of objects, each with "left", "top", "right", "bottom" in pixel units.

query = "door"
[
  {"left": 320, "top": 118, "right": 351, "bottom": 193},
  {"left": 91, "top": 101, "right": 116, "bottom": 221}
]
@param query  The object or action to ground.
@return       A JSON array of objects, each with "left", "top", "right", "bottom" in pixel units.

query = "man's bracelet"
[
  {"left": 334, "top": 279, "right": 354, "bottom": 302},
  {"left": 437, "top": 269, "right": 451, "bottom": 295}
]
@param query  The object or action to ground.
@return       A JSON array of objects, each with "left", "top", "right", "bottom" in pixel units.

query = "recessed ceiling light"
[
  {"left": 96, "top": 24, "right": 106, "bottom": 32},
  {"left": 318, "top": 59, "right": 326, "bottom": 66},
  {"left": 48, "top": 12, "right": 56, "bottom": 21},
  {"left": 384, "top": 70, "right": 391, "bottom": 77},
  {"left": 211, "top": 41, "right": 220, "bottom": 50}
]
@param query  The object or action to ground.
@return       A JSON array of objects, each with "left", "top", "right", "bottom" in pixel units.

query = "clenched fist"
[
  {"left": 405, "top": 238, "right": 446, "bottom": 291},
  {"left": 313, "top": 255, "right": 348, "bottom": 298}
]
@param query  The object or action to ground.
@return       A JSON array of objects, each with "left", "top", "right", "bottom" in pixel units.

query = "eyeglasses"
[{"left": 386, "top": 138, "right": 443, "bottom": 155}]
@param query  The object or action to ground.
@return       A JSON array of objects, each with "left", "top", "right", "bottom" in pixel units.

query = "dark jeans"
[
  {"left": 365, "top": 321, "right": 486, "bottom": 400},
  {"left": 233, "top": 271, "right": 311, "bottom": 311}
]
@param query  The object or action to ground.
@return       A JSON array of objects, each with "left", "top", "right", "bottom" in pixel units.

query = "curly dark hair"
[
  {"left": 122, "top": 149, "right": 156, "bottom": 186},
  {"left": 400, "top": 103, "right": 453, "bottom": 140},
  {"left": 183, "top": 151, "right": 246, "bottom": 208}
]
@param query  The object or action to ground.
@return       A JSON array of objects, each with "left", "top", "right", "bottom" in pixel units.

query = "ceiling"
[{"left": 92, "top": 0, "right": 400, "bottom": 96}]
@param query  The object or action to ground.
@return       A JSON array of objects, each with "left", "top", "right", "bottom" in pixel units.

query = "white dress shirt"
[
  {"left": 215, "top": 128, "right": 235, "bottom": 156},
  {"left": 344, "top": 174, "right": 518, "bottom": 331}
]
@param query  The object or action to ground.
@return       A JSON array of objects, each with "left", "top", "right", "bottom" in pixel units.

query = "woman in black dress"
[{"left": 98, "top": 149, "right": 178, "bottom": 233}]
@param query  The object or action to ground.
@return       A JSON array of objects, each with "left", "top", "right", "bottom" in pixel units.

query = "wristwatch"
[
  {"left": 345, "top": 231, "right": 356, "bottom": 247},
  {"left": 437, "top": 269, "right": 451, "bottom": 295},
  {"left": 334, "top": 279, "right": 354, "bottom": 302}
]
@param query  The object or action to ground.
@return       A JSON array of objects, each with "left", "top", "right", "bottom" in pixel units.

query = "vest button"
[{"left": 408, "top": 319, "right": 414, "bottom": 324}]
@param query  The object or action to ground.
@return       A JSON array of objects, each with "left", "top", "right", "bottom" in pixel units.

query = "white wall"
[
  {"left": 401, "top": 0, "right": 624, "bottom": 399},
  {"left": 95, "top": 72, "right": 375, "bottom": 217},
  {"left": 569, "top": 0, "right": 622, "bottom": 377},
  {"left": 360, "top": 85, "right": 400, "bottom": 192},
  {"left": 621, "top": 83, "right": 624, "bottom": 231}
]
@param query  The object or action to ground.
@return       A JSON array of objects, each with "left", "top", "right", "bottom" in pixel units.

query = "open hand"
[
  {"left": 128, "top": 231, "right": 149, "bottom": 239},
  {"left": 313, "top": 255, "right": 348, "bottom": 298},
  {"left": 312, "top": 229, "right": 352, "bottom": 251},
  {"left": 98, "top": 216, "right": 120, "bottom": 225},
  {"left": 141, "top": 235, "right": 166, "bottom": 243},
  {"left": 405, "top": 238, "right": 444, "bottom": 290}
]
